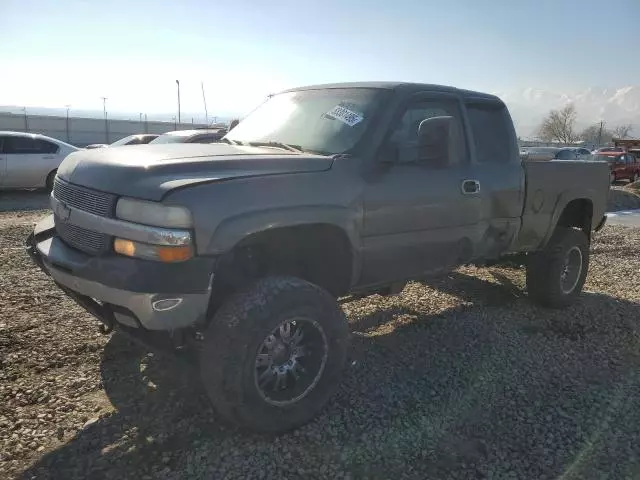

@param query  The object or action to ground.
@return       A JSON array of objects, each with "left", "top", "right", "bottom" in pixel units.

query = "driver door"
[{"left": 359, "top": 93, "right": 485, "bottom": 287}]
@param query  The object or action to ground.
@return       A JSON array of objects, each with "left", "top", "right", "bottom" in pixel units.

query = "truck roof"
[{"left": 284, "top": 81, "right": 501, "bottom": 102}]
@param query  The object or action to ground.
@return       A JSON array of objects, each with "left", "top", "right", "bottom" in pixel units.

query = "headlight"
[
  {"left": 116, "top": 197, "right": 192, "bottom": 228},
  {"left": 114, "top": 238, "right": 193, "bottom": 262}
]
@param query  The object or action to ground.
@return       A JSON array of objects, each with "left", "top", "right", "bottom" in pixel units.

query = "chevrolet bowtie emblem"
[{"left": 57, "top": 201, "right": 71, "bottom": 221}]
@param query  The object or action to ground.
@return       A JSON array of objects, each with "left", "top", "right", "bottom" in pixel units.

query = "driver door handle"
[{"left": 461, "top": 179, "right": 480, "bottom": 195}]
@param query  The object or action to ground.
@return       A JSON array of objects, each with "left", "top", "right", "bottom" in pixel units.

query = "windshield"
[
  {"left": 110, "top": 135, "right": 137, "bottom": 147},
  {"left": 149, "top": 133, "right": 191, "bottom": 144},
  {"left": 224, "top": 88, "right": 386, "bottom": 155}
]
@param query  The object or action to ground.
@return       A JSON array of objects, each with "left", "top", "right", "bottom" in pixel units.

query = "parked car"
[
  {"left": 520, "top": 147, "right": 559, "bottom": 161},
  {"left": 554, "top": 148, "right": 592, "bottom": 161},
  {"left": 85, "top": 134, "right": 159, "bottom": 149},
  {"left": 149, "top": 128, "right": 227, "bottom": 144},
  {"left": 521, "top": 147, "right": 592, "bottom": 161},
  {"left": 592, "top": 146, "right": 625, "bottom": 155},
  {"left": 0, "top": 131, "right": 79, "bottom": 190},
  {"left": 594, "top": 152, "right": 640, "bottom": 183},
  {"left": 27, "top": 81, "right": 610, "bottom": 433},
  {"left": 573, "top": 148, "right": 593, "bottom": 159}
]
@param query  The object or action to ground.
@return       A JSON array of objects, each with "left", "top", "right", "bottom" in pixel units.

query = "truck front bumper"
[{"left": 26, "top": 215, "right": 215, "bottom": 331}]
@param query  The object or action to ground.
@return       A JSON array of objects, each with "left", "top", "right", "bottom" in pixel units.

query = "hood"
[{"left": 57, "top": 143, "right": 334, "bottom": 201}]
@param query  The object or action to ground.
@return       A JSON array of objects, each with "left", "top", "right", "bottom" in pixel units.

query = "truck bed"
[{"left": 513, "top": 159, "right": 610, "bottom": 252}]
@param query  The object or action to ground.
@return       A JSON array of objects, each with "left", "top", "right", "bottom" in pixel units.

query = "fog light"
[{"left": 152, "top": 298, "right": 183, "bottom": 311}]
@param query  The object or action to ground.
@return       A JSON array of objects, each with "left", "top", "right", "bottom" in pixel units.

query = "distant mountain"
[{"left": 496, "top": 86, "right": 640, "bottom": 139}]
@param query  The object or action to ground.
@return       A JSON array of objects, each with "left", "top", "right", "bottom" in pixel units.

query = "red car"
[{"left": 594, "top": 152, "right": 640, "bottom": 184}]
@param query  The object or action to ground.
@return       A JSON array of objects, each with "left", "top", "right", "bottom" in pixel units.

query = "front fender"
[
  {"left": 205, "top": 206, "right": 363, "bottom": 287},
  {"left": 205, "top": 206, "right": 361, "bottom": 254}
]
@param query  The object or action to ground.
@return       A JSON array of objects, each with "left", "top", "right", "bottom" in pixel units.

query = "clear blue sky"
[{"left": 2, "top": 0, "right": 639, "bottom": 118}]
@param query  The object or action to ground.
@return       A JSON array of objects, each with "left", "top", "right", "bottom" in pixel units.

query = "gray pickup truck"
[{"left": 26, "top": 82, "right": 609, "bottom": 433}]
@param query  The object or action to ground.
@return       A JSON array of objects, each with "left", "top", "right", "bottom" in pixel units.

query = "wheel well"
[
  {"left": 45, "top": 170, "right": 57, "bottom": 190},
  {"left": 557, "top": 198, "right": 593, "bottom": 237},
  {"left": 208, "top": 224, "right": 353, "bottom": 316}
]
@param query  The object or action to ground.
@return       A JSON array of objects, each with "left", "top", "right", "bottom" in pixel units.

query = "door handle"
[
  {"left": 43, "top": 156, "right": 55, "bottom": 160},
  {"left": 461, "top": 179, "right": 480, "bottom": 195}
]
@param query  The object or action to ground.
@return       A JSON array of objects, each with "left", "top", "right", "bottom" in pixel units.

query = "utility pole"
[
  {"left": 23, "top": 107, "right": 28, "bottom": 132},
  {"left": 597, "top": 121, "right": 604, "bottom": 148},
  {"left": 176, "top": 80, "right": 181, "bottom": 126},
  {"left": 101, "top": 97, "right": 109, "bottom": 143},
  {"left": 139, "top": 112, "right": 143, "bottom": 127},
  {"left": 65, "top": 105, "right": 71, "bottom": 142},
  {"left": 172, "top": 116, "right": 177, "bottom": 130},
  {"left": 145, "top": 113, "right": 148, "bottom": 133},
  {"left": 201, "top": 81, "right": 208, "bottom": 125}
]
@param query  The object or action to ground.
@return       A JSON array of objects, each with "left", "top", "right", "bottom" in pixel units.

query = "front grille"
[
  {"left": 55, "top": 217, "right": 110, "bottom": 255},
  {"left": 53, "top": 178, "right": 116, "bottom": 217},
  {"left": 52, "top": 178, "right": 116, "bottom": 255}
]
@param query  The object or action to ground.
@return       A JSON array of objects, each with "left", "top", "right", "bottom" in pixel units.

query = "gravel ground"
[{"left": 1, "top": 202, "right": 640, "bottom": 479}]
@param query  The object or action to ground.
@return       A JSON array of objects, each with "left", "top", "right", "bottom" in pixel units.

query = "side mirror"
[{"left": 417, "top": 116, "right": 454, "bottom": 166}]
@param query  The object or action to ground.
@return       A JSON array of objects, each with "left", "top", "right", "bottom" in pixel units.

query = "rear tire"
[
  {"left": 45, "top": 170, "right": 57, "bottom": 192},
  {"left": 526, "top": 227, "right": 589, "bottom": 308},
  {"left": 632, "top": 172, "right": 639, "bottom": 184},
  {"left": 199, "top": 276, "right": 349, "bottom": 433}
]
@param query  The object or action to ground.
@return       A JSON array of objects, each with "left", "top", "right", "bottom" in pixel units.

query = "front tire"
[
  {"left": 526, "top": 227, "right": 589, "bottom": 308},
  {"left": 200, "top": 276, "right": 349, "bottom": 433}
]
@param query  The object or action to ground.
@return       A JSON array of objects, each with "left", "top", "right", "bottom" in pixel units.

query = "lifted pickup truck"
[{"left": 27, "top": 82, "right": 610, "bottom": 433}]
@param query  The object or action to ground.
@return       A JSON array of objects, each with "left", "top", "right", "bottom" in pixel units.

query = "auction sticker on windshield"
[{"left": 325, "top": 105, "right": 364, "bottom": 127}]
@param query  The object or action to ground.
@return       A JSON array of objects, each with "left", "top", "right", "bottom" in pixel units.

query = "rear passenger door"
[
  {"left": 462, "top": 98, "right": 525, "bottom": 258},
  {"left": 3, "top": 136, "right": 59, "bottom": 188}
]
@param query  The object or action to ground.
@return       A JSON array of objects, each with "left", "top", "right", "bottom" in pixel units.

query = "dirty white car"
[{"left": 0, "top": 131, "right": 79, "bottom": 190}]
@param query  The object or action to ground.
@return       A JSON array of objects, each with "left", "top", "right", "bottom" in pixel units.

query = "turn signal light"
[{"left": 114, "top": 238, "right": 193, "bottom": 263}]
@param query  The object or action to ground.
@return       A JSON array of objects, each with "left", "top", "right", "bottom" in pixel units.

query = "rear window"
[{"left": 466, "top": 101, "right": 511, "bottom": 164}]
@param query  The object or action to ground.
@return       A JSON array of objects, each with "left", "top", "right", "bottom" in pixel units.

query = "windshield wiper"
[{"left": 248, "top": 141, "right": 303, "bottom": 153}]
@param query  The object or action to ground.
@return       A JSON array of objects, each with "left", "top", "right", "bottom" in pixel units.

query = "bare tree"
[
  {"left": 581, "top": 123, "right": 612, "bottom": 145},
  {"left": 537, "top": 104, "right": 580, "bottom": 144},
  {"left": 611, "top": 124, "right": 633, "bottom": 139}
]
